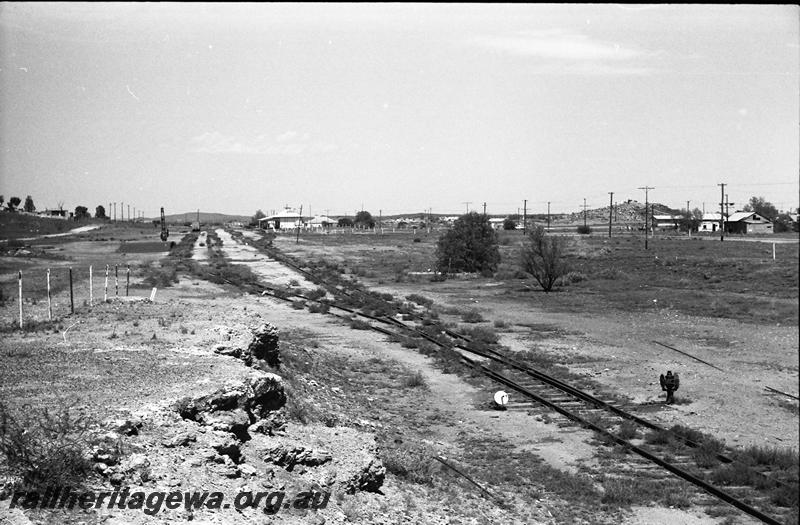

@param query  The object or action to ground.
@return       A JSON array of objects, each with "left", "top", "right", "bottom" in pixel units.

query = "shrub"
[
  {"left": 576, "top": 225, "right": 592, "bottom": 234},
  {"left": 434, "top": 212, "right": 500, "bottom": 274},
  {"left": 461, "top": 325, "right": 499, "bottom": 344},
  {"left": 520, "top": 226, "right": 569, "bottom": 293},
  {"left": 380, "top": 443, "right": 435, "bottom": 484},
  {"left": 349, "top": 318, "right": 371, "bottom": 330},
  {"left": 0, "top": 401, "right": 94, "bottom": 489},
  {"left": 557, "top": 271, "right": 588, "bottom": 287},
  {"left": 405, "top": 294, "right": 434, "bottom": 308},
  {"left": 401, "top": 371, "right": 427, "bottom": 388},
  {"left": 493, "top": 319, "right": 508, "bottom": 329},
  {"left": 460, "top": 309, "right": 484, "bottom": 323},
  {"left": 308, "top": 302, "right": 330, "bottom": 314},
  {"left": 617, "top": 420, "right": 638, "bottom": 440},
  {"left": 306, "top": 288, "right": 327, "bottom": 301}
]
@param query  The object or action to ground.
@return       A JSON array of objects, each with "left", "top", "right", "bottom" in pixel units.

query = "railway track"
[{"left": 215, "top": 230, "right": 798, "bottom": 525}]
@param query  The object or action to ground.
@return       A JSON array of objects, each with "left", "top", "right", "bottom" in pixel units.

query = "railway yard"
[{"left": 0, "top": 222, "right": 798, "bottom": 525}]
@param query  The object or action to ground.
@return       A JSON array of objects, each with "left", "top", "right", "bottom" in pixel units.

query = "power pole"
[
  {"left": 128, "top": 204, "right": 130, "bottom": 222},
  {"left": 608, "top": 192, "right": 614, "bottom": 237},
  {"left": 296, "top": 205, "right": 303, "bottom": 243},
  {"left": 379, "top": 209, "right": 382, "bottom": 234},
  {"left": 463, "top": 202, "right": 471, "bottom": 214},
  {"left": 113, "top": 202, "right": 116, "bottom": 222},
  {"left": 581, "top": 198, "right": 589, "bottom": 229},
  {"left": 725, "top": 194, "right": 734, "bottom": 235},
  {"left": 718, "top": 183, "right": 725, "bottom": 241},
  {"left": 686, "top": 200, "right": 691, "bottom": 235},
  {"left": 638, "top": 186, "right": 654, "bottom": 249},
  {"left": 547, "top": 202, "right": 550, "bottom": 231},
  {"left": 121, "top": 202, "right": 124, "bottom": 222},
  {"left": 522, "top": 200, "right": 528, "bottom": 232},
  {"left": 482, "top": 202, "right": 486, "bottom": 216}
]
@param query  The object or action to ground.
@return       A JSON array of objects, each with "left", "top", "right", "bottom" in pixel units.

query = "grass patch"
[
  {"left": 401, "top": 371, "right": 427, "bottom": 389},
  {"left": 380, "top": 442, "right": 437, "bottom": 485}
]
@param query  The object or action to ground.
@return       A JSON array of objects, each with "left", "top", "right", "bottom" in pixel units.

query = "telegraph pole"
[
  {"left": 638, "top": 186, "right": 654, "bottom": 249},
  {"left": 686, "top": 200, "right": 691, "bottom": 235},
  {"left": 725, "top": 194, "right": 734, "bottom": 235},
  {"left": 718, "top": 183, "right": 725, "bottom": 241},
  {"left": 296, "top": 205, "right": 303, "bottom": 243},
  {"left": 113, "top": 202, "right": 116, "bottom": 222},
  {"left": 523, "top": 199, "right": 527, "bottom": 234},
  {"left": 482, "top": 202, "right": 486, "bottom": 216},
  {"left": 547, "top": 202, "right": 550, "bottom": 231},
  {"left": 608, "top": 192, "right": 614, "bottom": 237},
  {"left": 581, "top": 198, "right": 589, "bottom": 229},
  {"left": 128, "top": 204, "right": 130, "bottom": 222},
  {"left": 463, "top": 202, "right": 471, "bottom": 214}
]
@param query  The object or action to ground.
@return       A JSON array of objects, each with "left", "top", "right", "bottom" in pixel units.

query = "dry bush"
[
  {"left": 0, "top": 401, "right": 94, "bottom": 490},
  {"left": 520, "top": 226, "right": 570, "bottom": 293}
]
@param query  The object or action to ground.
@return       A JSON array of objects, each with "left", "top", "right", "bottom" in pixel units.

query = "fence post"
[
  {"left": 69, "top": 267, "right": 74, "bottom": 314},
  {"left": 18, "top": 270, "right": 23, "bottom": 329},
  {"left": 104, "top": 264, "right": 109, "bottom": 302},
  {"left": 89, "top": 265, "right": 93, "bottom": 307},
  {"left": 47, "top": 268, "right": 52, "bottom": 321},
  {"left": 773, "top": 243, "right": 776, "bottom": 261},
  {"left": 115, "top": 265, "right": 119, "bottom": 297},
  {"left": 126, "top": 266, "right": 130, "bottom": 296}
]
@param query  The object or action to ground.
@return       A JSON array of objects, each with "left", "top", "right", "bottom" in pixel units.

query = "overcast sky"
[{"left": 1, "top": 3, "right": 798, "bottom": 218}]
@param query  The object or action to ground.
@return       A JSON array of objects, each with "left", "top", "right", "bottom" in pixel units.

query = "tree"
[
  {"left": 337, "top": 217, "right": 354, "bottom": 228},
  {"left": 7, "top": 197, "right": 21, "bottom": 211},
  {"left": 678, "top": 207, "right": 703, "bottom": 232},
  {"left": 503, "top": 217, "right": 518, "bottom": 230},
  {"left": 95, "top": 205, "right": 107, "bottom": 219},
  {"left": 0, "top": 196, "right": 4, "bottom": 207},
  {"left": 773, "top": 212, "right": 796, "bottom": 233},
  {"left": 74, "top": 206, "right": 90, "bottom": 220},
  {"left": 435, "top": 212, "right": 500, "bottom": 275},
  {"left": 23, "top": 196, "right": 35, "bottom": 213},
  {"left": 354, "top": 210, "right": 375, "bottom": 229},
  {"left": 520, "top": 226, "right": 569, "bottom": 293},
  {"left": 743, "top": 196, "right": 779, "bottom": 220},
  {"left": 250, "top": 209, "right": 266, "bottom": 227}
]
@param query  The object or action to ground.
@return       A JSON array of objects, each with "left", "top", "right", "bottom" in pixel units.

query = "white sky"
[{"left": 1, "top": 3, "right": 798, "bottom": 217}]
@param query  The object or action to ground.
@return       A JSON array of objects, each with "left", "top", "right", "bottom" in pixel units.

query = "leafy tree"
[
  {"left": 337, "top": 217, "right": 354, "bottom": 228},
  {"left": 95, "top": 205, "right": 106, "bottom": 219},
  {"left": 743, "top": 196, "right": 779, "bottom": 220},
  {"left": 0, "top": 196, "right": 4, "bottom": 207},
  {"left": 678, "top": 207, "right": 703, "bottom": 232},
  {"left": 8, "top": 196, "right": 21, "bottom": 211},
  {"left": 520, "top": 226, "right": 569, "bottom": 293},
  {"left": 773, "top": 212, "right": 796, "bottom": 233},
  {"left": 354, "top": 211, "right": 375, "bottom": 229},
  {"left": 435, "top": 212, "right": 500, "bottom": 274},
  {"left": 74, "top": 206, "right": 90, "bottom": 220},
  {"left": 23, "top": 196, "right": 35, "bottom": 213},
  {"left": 250, "top": 209, "right": 266, "bottom": 227},
  {"left": 503, "top": 217, "right": 518, "bottom": 230}
]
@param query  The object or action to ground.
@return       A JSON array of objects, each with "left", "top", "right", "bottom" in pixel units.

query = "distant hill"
[{"left": 148, "top": 212, "right": 252, "bottom": 224}]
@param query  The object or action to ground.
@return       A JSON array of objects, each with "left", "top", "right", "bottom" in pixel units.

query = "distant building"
[
  {"left": 700, "top": 212, "right": 724, "bottom": 232},
  {"left": 652, "top": 214, "right": 680, "bottom": 230},
  {"left": 259, "top": 208, "right": 306, "bottom": 230},
  {"left": 725, "top": 211, "right": 773, "bottom": 234},
  {"left": 308, "top": 215, "right": 336, "bottom": 230}
]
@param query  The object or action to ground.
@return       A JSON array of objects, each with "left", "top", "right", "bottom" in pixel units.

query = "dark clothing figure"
[{"left": 660, "top": 371, "right": 680, "bottom": 404}]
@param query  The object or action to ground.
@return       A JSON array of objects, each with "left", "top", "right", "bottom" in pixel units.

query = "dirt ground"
[{"left": 0, "top": 225, "right": 796, "bottom": 524}]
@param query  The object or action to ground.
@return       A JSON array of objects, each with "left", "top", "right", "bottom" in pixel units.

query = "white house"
[
  {"left": 700, "top": 212, "right": 724, "bottom": 232},
  {"left": 308, "top": 215, "right": 336, "bottom": 229},
  {"left": 259, "top": 209, "right": 306, "bottom": 230}
]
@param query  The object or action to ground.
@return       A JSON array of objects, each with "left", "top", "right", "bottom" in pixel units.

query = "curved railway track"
[{"left": 214, "top": 230, "right": 797, "bottom": 525}]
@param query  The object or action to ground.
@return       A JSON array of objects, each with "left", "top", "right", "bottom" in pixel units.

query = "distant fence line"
[{"left": 10, "top": 265, "right": 158, "bottom": 329}]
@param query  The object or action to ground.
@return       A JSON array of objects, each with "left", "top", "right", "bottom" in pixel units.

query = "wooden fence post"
[
  {"left": 126, "top": 266, "right": 130, "bottom": 296},
  {"left": 69, "top": 267, "right": 74, "bottom": 314},
  {"left": 115, "top": 265, "right": 119, "bottom": 297},
  {"left": 18, "top": 271, "right": 23, "bottom": 329},
  {"left": 47, "top": 268, "right": 52, "bottom": 321},
  {"left": 89, "top": 265, "right": 93, "bottom": 307},
  {"left": 104, "top": 264, "right": 109, "bottom": 302}
]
